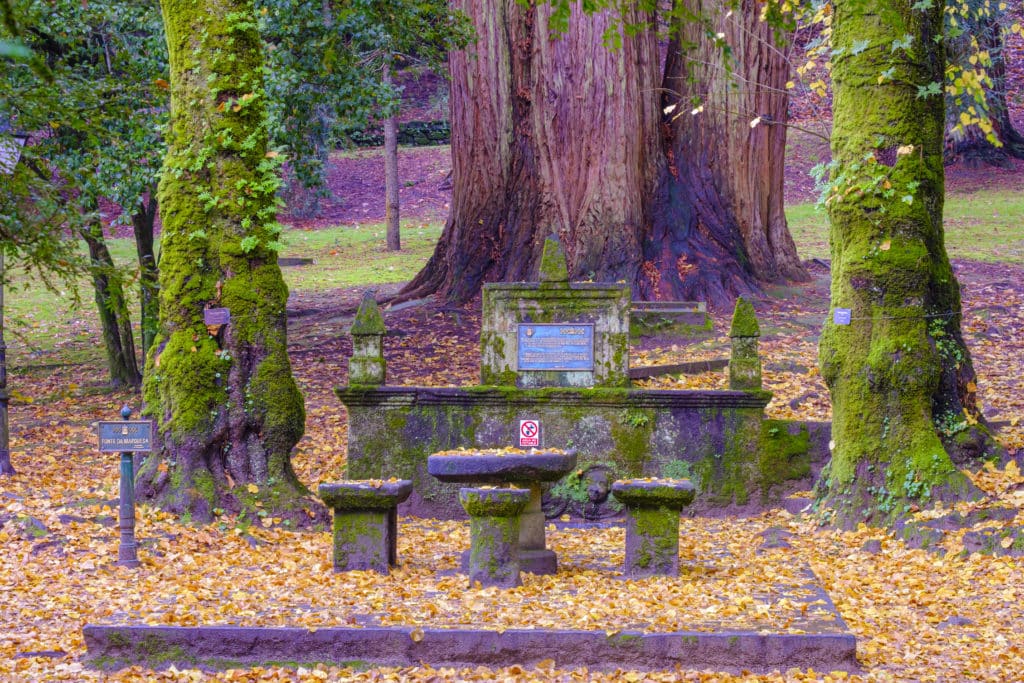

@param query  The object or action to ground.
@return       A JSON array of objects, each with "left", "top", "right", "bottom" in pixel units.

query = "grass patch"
[
  {"left": 786, "top": 188, "right": 1024, "bottom": 264},
  {"left": 279, "top": 221, "right": 443, "bottom": 292}
]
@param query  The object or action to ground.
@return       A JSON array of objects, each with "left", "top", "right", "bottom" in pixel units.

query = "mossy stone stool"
[
  {"left": 611, "top": 478, "right": 696, "bottom": 578},
  {"left": 318, "top": 480, "right": 412, "bottom": 574},
  {"left": 459, "top": 487, "right": 531, "bottom": 588}
]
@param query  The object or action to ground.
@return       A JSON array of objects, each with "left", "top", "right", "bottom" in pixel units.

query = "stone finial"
[
  {"left": 538, "top": 236, "right": 569, "bottom": 284},
  {"left": 728, "top": 296, "right": 762, "bottom": 390},
  {"left": 729, "top": 296, "right": 760, "bottom": 338},
  {"left": 349, "top": 290, "right": 386, "bottom": 385}
]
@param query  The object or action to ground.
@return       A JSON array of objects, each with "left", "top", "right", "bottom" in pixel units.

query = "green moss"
[
  {"left": 607, "top": 633, "right": 642, "bottom": 648},
  {"left": 351, "top": 291, "right": 386, "bottom": 335},
  {"left": 610, "top": 410, "right": 655, "bottom": 477},
  {"left": 729, "top": 297, "right": 760, "bottom": 338},
  {"left": 538, "top": 237, "right": 569, "bottom": 282},
  {"left": 757, "top": 421, "right": 811, "bottom": 493}
]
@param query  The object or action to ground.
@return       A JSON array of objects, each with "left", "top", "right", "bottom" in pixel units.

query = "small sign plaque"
[
  {"left": 833, "top": 308, "right": 852, "bottom": 326},
  {"left": 204, "top": 307, "right": 231, "bottom": 326},
  {"left": 519, "top": 419, "right": 540, "bottom": 448},
  {"left": 517, "top": 324, "right": 594, "bottom": 371},
  {"left": 98, "top": 421, "right": 154, "bottom": 452}
]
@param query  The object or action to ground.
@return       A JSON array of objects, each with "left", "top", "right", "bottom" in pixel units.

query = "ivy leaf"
[
  {"left": 851, "top": 39, "right": 871, "bottom": 55},
  {"left": 891, "top": 34, "right": 914, "bottom": 52},
  {"left": 916, "top": 82, "right": 942, "bottom": 98}
]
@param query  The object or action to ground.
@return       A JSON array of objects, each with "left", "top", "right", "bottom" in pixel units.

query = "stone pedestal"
[
  {"left": 611, "top": 479, "right": 696, "bottom": 578},
  {"left": 318, "top": 480, "right": 412, "bottom": 574},
  {"left": 728, "top": 297, "right": 762, "bottom": 391},
  {"left": 428, "top": 450, "right": 576, "bottom": 575},
  {"left": 459, "top": 487, "right": 531, "bottom": 588},
  {"left": 349, "top": 291, "right": 387, "bottom": 385}
]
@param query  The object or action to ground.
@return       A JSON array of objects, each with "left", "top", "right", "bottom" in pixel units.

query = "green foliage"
[
  {"left": 259, "top": 0, "right": 473, "bottom": 210},
  {"left": 1, "top": 0, "right": 166, "bottom": 299}
]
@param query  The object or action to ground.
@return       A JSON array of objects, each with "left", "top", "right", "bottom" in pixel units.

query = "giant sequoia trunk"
[
  {"left": 399, "top": 0, "right": 662, "bottom": 304},
  {"left": 817, "top": 0, "right": 1000, "bottom": 527},
  {"left": 138, "top": 0, "right": 323, "bottom": 525},
  {"left": 662, "top": 0, "right": 808, "bottom": 290},
  {"left": 400, "top": 0, "right": 803, "bottom": 309}
]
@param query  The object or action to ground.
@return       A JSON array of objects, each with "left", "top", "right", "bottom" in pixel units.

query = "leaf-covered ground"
[{"left": 2, "top": 251, "right": 1024, "bottom": 681}]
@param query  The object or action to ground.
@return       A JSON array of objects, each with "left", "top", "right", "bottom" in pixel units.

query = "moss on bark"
[
  {"left": 816, "top": 0, "right": 999, "bottom": 527},
  {"left": 137, "top": 0, "right": 324, "bottom": 526}
]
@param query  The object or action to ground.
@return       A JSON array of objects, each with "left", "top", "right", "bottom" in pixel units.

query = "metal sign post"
[{"left": 97, "top": 406, "right": 154, "bottom": 568}]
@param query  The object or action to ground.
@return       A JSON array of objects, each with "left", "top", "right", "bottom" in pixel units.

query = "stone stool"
[
  {"left": 318, "top": 480, "right": 412, "bottom": 574},
  {"left": 459, "top": 487, "right": 531, "bottom": 588},
  {"left": 611, "top": 478, "right": 696, "bottom": 578}
]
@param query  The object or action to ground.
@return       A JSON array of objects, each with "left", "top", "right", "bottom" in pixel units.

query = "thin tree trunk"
[
  {"left": 80, "top": 201, "right": 141, "bottom": 388},
  {"left": 132, "top": 191, "right": 159, "bottom": 356},
  {"left": 138, "top": 0, "right": 324, "bottom": 525},
  {"left": 383, "top": 58, "right": 401, "bottom": 251},
  {"left": 817, "top": 0, "right": 999, "bottom": 527}
]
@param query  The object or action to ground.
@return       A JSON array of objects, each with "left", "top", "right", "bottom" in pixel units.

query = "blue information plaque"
[
  {"left": 833, "top": 308, "right": 852, "bottom": 326},
  {"left": 517, "top": 324, "right": 594, "bottom": 371},
  {"left": 97, "top": 421, "right": 154, "bottom": 452}
]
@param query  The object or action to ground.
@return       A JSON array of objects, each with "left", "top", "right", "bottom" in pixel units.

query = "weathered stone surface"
[
  {"left": 83, "top": 620, "right": 859, "bottom": 674},
  {"left": 728, "top": 297, "right": 762, "bottom": 391},
  {"left": 429, "top": 452, "right": 576, "bottom": 575},
  {"left": 629, "top": 301, "right": 712, "bottom": 340},
  {"left": 459, "top": 487, "right": 530, "bottom": 588},
  {"left": 348, "top": 290, "right": 386, "bottom": 385},
  {"left": 428, "top": 452, "right": 578, "bottom": 484},
  {"left": 480, "top": 239, "right": 630, "bottom": 389},
  {"left": 612, "top": 479, "right": 695, "bottom": 578},
  {"left": 318, "top": 480, "right": 412, "bottom": 574},
  {"left": 338, "top": 386, "right": 796, "bottom": 519}
]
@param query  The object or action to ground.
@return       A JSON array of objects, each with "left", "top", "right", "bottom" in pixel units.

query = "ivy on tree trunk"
[
  {"left": 816, "top": 0, "right": 1001, "bottom": 527},
  {"left": 137, "top": 0, "right": 324, "bottom": 526}
]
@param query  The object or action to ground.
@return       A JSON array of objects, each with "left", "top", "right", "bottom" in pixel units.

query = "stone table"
[
  {"left": 427, "top": 450, "right": 577, "bottom": 574},
  {"left": 611, "top": 478, "right": 696, "bottom": 577},
  {"left": 318, "top": 479, "right": 413, "bottom": 574}
]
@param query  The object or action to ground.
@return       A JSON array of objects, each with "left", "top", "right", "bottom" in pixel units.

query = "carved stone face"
[{"left": 585, "top": 468, "right": 611, "bottom": 504}]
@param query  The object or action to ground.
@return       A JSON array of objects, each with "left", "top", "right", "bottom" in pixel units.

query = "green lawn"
[{"left": 786, "top": 188, "right": 1024, "bottom": 264}]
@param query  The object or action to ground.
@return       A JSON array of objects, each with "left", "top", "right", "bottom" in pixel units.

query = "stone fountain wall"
[{"left": 338, "top": 240, "right": 824, "bottom": 520}]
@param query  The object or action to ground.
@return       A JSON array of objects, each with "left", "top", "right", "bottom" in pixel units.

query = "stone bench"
[
  {"left": 318, "top": 480, "right": 412, "bottom": 574},
  {"left": 610, "top": 478, "right": 696, "bottom": 578},
  {"left": 459, "top": 487, "right": 531, "bottom": 588}
]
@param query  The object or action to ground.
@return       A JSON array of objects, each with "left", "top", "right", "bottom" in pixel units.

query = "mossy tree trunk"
[
  {"left": 817, "top": 0, "right": 1000, "bottom": 527},
  {"left": 138, "top": 0, "right": 324, "bottom": 525}
]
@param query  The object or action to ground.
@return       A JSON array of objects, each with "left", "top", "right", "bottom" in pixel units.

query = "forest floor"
[{"left": 5, "top": 50, "right": 1024, "bottom": 683}]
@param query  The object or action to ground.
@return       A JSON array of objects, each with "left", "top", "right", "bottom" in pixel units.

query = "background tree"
[
  {"left": 136, "top": 0, "right": 323, "bottom": 524},
  {"left": 1, "top": 0, "right": 167, "bottom": 386},
  {"left": 399, "top": 0, "right": 806, "bottom": 308},
  {"left": 944, "top": 4, "right": 1024, "bottom": 166},
  {"left": 260, "top": 0, "right": 471, "bottom": 221},
  {"left": 816, "top": 0, "right": 1000, "bottom": 527}
]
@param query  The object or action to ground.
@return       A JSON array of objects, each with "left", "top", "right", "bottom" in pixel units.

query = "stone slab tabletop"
[
  {"left": 611, "top": 478, "right": 697, "bottom": 508},
  {"left": 318, "top": 480, "right": 413, "bottom": 511},
  {"left": 427, "top": 451, "right": 577, "bottom": 484}
]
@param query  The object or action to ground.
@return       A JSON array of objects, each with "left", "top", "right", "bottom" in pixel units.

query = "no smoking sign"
[{"left": 518, "top": 419, "right": 541, "bottom": 447}]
